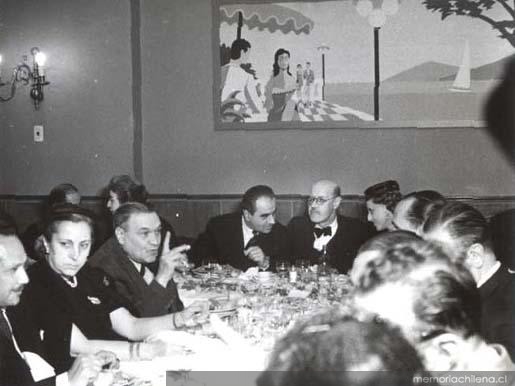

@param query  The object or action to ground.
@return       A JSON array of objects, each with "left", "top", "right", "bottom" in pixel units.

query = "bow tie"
[{"left": 314, "top": 226, "right": 332, "bottom": 238}]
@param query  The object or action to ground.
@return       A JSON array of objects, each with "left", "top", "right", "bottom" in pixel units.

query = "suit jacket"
[
  {"left": 89, "top": 236, "right": 183, "bottom": 317},
  {"left": 0, "top": 317, "right": 55, "bottom": 386},
  {"left": 287, "top": 215, "right": 375, "bottom": 273},
  {"left": 190, "top": 212, "right": 289, "bottom": 271},
  {"left": 479, "top": 265, "right": 515, "bottom": 360}
]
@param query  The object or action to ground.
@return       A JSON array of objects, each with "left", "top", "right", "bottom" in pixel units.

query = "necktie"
[
  {"left": 139, "top": 264, "right": 146, "bottom": 276},
  {"left": 245, "top": 231, "right": 260, "bottom": 249},
  {"left": 314, "top": 226, "right": 332, "bottom": 238}
]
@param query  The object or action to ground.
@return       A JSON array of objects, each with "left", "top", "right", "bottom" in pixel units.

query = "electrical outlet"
[{"left": 34, "top": 125, "right": 44, "bottom": 142}]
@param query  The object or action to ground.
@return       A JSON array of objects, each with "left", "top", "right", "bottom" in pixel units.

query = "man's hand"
[
  {"left": 67, "top": 351, "right": 118, "bottom": 386},
  {"left": 243, "top": 246, "right": 269, "bottom": 270},
  {"left": 155, "top": 232, "right": 191, "bottom": 287},
  {"left": 174, "top": 301, "right": 209, "bottom": 328}
]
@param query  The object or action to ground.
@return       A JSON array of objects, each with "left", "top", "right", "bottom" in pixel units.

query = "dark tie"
[
  {"left": 139, "top": 264, "right": 146, "bottom": 276},
  {"left": 314, "top": 226, "right": 332, "bottom": 238},
  {"left": 245, "top": 231, "right": 260, "bottom": 249}
]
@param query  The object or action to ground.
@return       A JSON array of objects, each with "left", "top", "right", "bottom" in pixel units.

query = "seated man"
[
  {"left": 0, "top": 227, "right": 117, "bottom": 386},
  {"left": 258, "top": 305, "right": 426, "bottom": 386},
  {"left": 89, "top": 203, "right": 187, "bottom": 317},
  {"left": 353, "top": 234, "right": 515, "bottom": 374},
  {"left": 287, "top": 180, "right": 374, "bottom": 273},
  {"left": 190, "top": 185, "right": 288, "bottom": 271}
]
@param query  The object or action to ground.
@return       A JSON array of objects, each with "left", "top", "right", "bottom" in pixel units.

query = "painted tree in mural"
[{"left": 422, "top": 0, "right": 515, "bottom": 48}]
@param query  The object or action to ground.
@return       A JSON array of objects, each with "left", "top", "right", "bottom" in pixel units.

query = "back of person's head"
[
  {"left": 484, "top": 54, "right": 515, "bottom": 165},
  {"left": 113, "top": 202, "right": 156, "bottom": 230},
  {"left": 258, "top": 306, "right": 426, "bottom": 386},
  {"left": 351, "top": 231, "right": 420, "bottom": 284},
  {"left": 0, "top": 210, "right": 18, "bottom": 235},
  {"left": 107, "top": 175, "right": 148, "bottom": 205},
  {"left": 230, "top": 38, "right": 251, "bottom": 60},
  {"left": 354, "top": 238, "right": 481, "bottom": 340},
  {"left": 47, "top": 183, "right": 81, "bottom": 208},
  {"left": 394, "top": 191, "right": 446, "bottom": 233},
  {"left": 240, "top": 185, "right": 275, "bottom": 215},
  {"left": 43, "top": 203, "right": 95, "bottom": 242},
  {"left": 422, "top": 201, "right": 491, "bottom": 263},
  {"left": 364, "top": 180, "right": 401, "bottom": 212}
]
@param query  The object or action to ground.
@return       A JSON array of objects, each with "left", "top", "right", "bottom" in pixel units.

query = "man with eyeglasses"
[
  {"left": 287, "top": 180, "right": 374, "bottom": 273},
  {"left": 190, "top": 185, "right": 289, "bottom": 271},
  {"left": 353, "top": 234, "right": 515, "bottom": 375}
]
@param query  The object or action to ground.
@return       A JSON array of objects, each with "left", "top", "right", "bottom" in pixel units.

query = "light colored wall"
[
  {"left": 1, "top": 0, "right": 513, "bottom": 197},
  {"left": 140, "top": 0, "right": 515, "bottom": 196},
  {"left": 0, "top": 0, "right": 134, "bottom": 195}
]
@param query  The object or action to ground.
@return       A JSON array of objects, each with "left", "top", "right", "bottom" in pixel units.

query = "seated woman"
[
  {"left": 103, "top": 174, "right": 177, "bottom": 253},
  {"left": 10, "top": 204, "right": 207, "bottom": 373},
  {"left": 21, "top": 183, "right": 81, "bottom": 261},
  {"left": 364, "top": 180, "right": 401, "bottom": 232}
]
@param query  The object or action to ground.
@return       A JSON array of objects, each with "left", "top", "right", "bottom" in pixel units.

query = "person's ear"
[
  {"left": 466, "top": 243, "right": 484, "bottom": 269},
  {"left": 423, "top": 333, "right": 463, "bottom": 371},
  {"left": 42, "top": 237, "right": 50, "bottom": 255},
  {"left": 242, "top": 209, "right": 251, "bottom": 222},
  {"left": 115, "top": 226, "right": 126, "bottom": 245},
  {"left": 333, "top": 196, "right": 342, "bottom": 211}
]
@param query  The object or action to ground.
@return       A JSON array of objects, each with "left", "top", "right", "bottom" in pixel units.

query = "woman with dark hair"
[
  {"left": 364, "top": 180, "right": 401, "bottom": 232},
  {"left": 264, "top": 48, "right": 299, "bottom": 122},
  {"left": 392, "top": 190, "right": 445, "bottom": 234},
  {"left": 21, "top": 183, "right": 81, "bottom": 261},
  {"left": 422, "top": 201, "right": 515, "bottom": 360},
  {"left": 10, "top": 204, "right": 208, "bottom": 373}
]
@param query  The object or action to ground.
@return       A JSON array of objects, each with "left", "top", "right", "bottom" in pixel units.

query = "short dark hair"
[
  {"left": 43, "top": 204, "right": 95, "bottom": 242},
  {"left": 48, "top": 183, "right": 80, "bottom": 207},
  {"left": 230, "top": 38, "right": 251, "bottom": 60},
  {"left": 364, "top": 180, "right": 401, "bottom": 212},
  {"left": 398, "top": 191, "right": 446, "bottom": 231},
  {"left": 354, "top": 238, "right": 481, "bottom": 339},
  {"left": 240, "top": 185, "right": 275, "bottom": 215},
  {"left": 258, "top": 306, "right": 426, "bottom": 386},
  {"left": 107, "top": 175, "right": 148, "bottom": 205},
  {"left": 358, "top": 230, "right": 420, "bottom": 256},
  {"left": 113, "top": 202, "right": 157, "bottom": 230},
  {"left": 423, "top": 201, "right": 491, "bottom": 263}
]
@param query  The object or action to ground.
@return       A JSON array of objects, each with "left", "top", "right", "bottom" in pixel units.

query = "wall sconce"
[{"left": 0, "top": 47, "right": 50, "bottom": 110}]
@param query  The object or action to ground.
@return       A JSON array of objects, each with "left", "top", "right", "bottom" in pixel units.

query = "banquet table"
[{"left": 104, "top": 264, "right": 353, "bottom": 386}]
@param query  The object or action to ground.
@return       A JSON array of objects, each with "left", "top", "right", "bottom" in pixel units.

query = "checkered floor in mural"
[{"left": 297, "top": 100, "right": 375, "bottom": 122}]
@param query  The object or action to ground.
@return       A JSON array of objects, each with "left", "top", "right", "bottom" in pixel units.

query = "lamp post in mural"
[
  {"left": 317, "top": 44, "right": 330, "bottom": 101},
  {"left": 356, "top": 0, "right": 399, "bottom": 121}
]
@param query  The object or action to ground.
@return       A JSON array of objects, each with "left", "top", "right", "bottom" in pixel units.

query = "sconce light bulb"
[
  {"left": 0, "top": 54, "right": 3, "bottom": 64},
  {"left": 35, "top": 52, "right": 47, "bottom": 66}
]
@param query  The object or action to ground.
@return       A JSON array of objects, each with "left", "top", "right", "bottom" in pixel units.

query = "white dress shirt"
[{"left": 313, "top": 218, "right": 338, "bottom": 251}]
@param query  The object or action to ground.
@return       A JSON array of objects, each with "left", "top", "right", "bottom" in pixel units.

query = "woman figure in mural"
[
  {"left": 220, "top": 38, "right": 265, "bottom": 122},
  {"left": 264, "top": 48, "right": 299, "bottom": 122}
]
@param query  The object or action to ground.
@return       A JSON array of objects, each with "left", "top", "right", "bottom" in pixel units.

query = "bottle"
[
  {"left": 319, "top": 245, "right": 330, "bottom": 277},
  {"left": 289, "top": 264, "right": 298, "bottom": 283}
]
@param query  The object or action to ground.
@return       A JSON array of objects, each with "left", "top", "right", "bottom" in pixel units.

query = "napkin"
[{"left": 23, "top": 351, "right": 55, "bottom": 382}]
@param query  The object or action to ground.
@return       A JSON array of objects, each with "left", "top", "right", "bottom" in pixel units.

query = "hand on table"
[
  {"left": 155, "top": 232, "right": 191, "bottom": 287},
  {"left": 175, "top": 301, "right": 209, "bottom": 328},
  {"left": 67, "top": 351, "right": 118, "bottom": 386}
]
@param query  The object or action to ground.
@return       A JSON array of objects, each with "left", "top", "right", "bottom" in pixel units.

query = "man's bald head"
[
  {"left": 308, "top": 180, "right": 342, "bottom": 227},
  {"left": 0, "top": 234, "right": 29, "bottom": 307}
]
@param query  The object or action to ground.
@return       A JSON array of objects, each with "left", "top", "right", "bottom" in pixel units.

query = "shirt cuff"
[{"left": 56, "top": 372, "right": 70, "bottom": 386}]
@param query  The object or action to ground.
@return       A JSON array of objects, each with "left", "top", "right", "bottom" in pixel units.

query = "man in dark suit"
[
  {"left": 89, "top": 202, "right": 189, "bottom": 318},
  {"left": 190, "top": 185, "right": 289, "bottom": 271},
  {"left": 0, "top": 228, "right": 115, "bottom": 386},
  {"left": 288, "top": 180, "right": 374, "bottom": 273}
]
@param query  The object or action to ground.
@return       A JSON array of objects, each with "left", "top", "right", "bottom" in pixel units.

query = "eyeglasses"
[{"left": 307, "top": 196, "right": 336, "bottom": 206}]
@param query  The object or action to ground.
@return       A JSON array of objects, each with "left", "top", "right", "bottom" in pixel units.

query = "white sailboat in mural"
[{"left": 450, "top": 40, "right": 471, "bottom": 92}]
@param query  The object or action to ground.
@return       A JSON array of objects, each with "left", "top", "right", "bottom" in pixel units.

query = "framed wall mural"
[{"left": 213, "top": 0, "right": 514, "bottom": 130}]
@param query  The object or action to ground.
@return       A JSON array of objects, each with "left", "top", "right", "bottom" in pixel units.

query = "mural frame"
[{"left": 213, "top": 0, "right": 510, "bottom": 130}]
